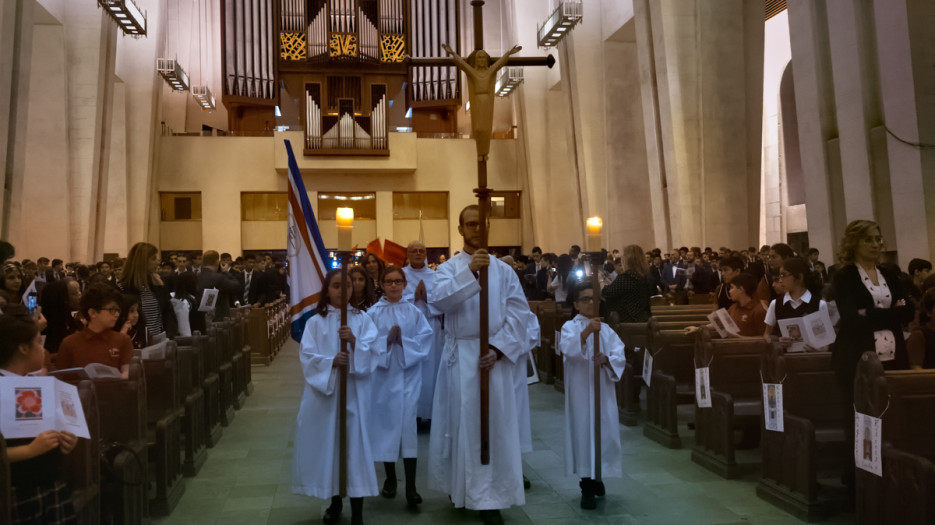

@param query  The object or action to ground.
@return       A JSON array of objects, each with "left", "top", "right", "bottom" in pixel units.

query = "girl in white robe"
[
  {"left": 367, "top": 266, "right": 433, "bottom": 506},
  {"left": 560, "top": 281, "right": 626, "bottom": 510},
  {"left": 292, "top": 269, "right": 381, "bottom": 525}
]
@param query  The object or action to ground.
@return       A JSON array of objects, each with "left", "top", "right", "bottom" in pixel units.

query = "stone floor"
[{"left": 155, "top": 340, "right": 854, "bottom": 525}]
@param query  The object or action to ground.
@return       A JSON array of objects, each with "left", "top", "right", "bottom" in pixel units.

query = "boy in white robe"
[
  {"left": 428, "top": 205, "right": 533, "bottom": 525},
  {"left": 367, "top": 265, "right": 433, "bottom": 506},
  {"left": 293, "top": 269, "right": 381, "bottom": 525},
  {"left": 560, "top": 281, "right": 626, "bottom": 510}
]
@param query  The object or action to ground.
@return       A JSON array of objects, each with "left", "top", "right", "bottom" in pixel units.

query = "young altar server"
[
  {"left": 560, "top": 281, "right": 627, "bottom": 510},
  {"left": 292, "top": 269, "right": 380, "bottom": 525},
  {"left": 367, "top": 265, "right": 433, "bottom": 506}
]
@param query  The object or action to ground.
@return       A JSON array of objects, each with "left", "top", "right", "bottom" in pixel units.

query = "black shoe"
[
  {"left": 580, "top": 491, "right": 597, "bottom": 509},
  {"left": 479, "top": 509, "right": 504, "bottom": 525},
  {"left": 406, "top": 489, "right": 423, "bottom": 507},
  {"left": 381, "top": 478, "right": 397, "bottom": 498},
  {"left": 523, "top": 475, "right": 531, "bottom": 489},
  {"left": 593, "top": 480, "right": 605, "bottom": 497},
  {"left": 323, "top": 496, "right": 342, "bottom": 524}
]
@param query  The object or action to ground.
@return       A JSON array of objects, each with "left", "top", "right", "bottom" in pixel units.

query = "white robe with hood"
[
  {"left": 559, "top": 314, "right": 626, "bottom": 479},
  {"left": 292, "top": 306, "right": 381, "bottom": 499},
  {"left": 367, "top": 296, "right": 433, "bottom": 460},
  {"left": 428, "top": 251, "right": 532, "bottom": 510}
]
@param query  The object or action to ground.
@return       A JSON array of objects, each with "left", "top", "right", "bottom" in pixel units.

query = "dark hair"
[
  {"left": 570, "top": 245, "right": 581, "bottom": 253},
  {"left": 52, "top": 259, "right": 63, "bottom": 267},
  {"left": 220, "top": 253, "right": 231, "bottom": 260},
  {"left": 245, "top": 254, "right": 256, "bottom": 262},
  {"left": 115, "top": 293, "right": 142, "bottom": 330},
  {"left": 532, "top": 246, "right": 542, "bottom": 255},
  {"left": 770, "top": 243, "right": 796, "bottom": 260},
  {"left": 362, "top": 253, "right": 385, "bottom": 282},
  {"left": 316, "top": 269, "right": 351, "bottom": 317},
  {"left": 36, "top": 257, "right": 49, "bottom": 265},
  {"left": 348, "top": 266, "right": 376, "bottom": 310},
  {"left": 920, "top": 288, "right": 935, "bottom": 325},
  {"left": 805, "top": 248, "right": 819, "bottom": 256},
  {"left": 573, "top": 281, "right": 593, "bottom": 298},
  {"left": 75, "top": 264, "right": 91, "bottom": 280},
  {"left": 780, "top": 257, "right": 821, "bottom": 296},
  {"left": 719, "top": 256, "right": 744, "bottom": 273},
  {"left": 383, "top": 265, "right": 406, "bottom": 283},
  {"left": 79, "top": 284, "right": 122, "bottom": 321},
  {"left": 0, "top": 304, "right": 39, "bottom": 367},
  {"left": 909, "top": 258, "right": 932, "bottom": 277},
  {"left": 556, "top": 254, "right": 573, "bottom": 283},
  {"left": 39, "top": 279, "right": 75, "bottom": 325},
  {"left": 459, "top": 204, "right": 480, "bottom": 226},
  {"left": 729, "top": 273, "right": 758, "bottom": 297}
]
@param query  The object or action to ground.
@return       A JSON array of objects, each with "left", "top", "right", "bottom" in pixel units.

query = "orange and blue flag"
[{"left": 285, "top": 140, "right": 328, "bottom": 342}]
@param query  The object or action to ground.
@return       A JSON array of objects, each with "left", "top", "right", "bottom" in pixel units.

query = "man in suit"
[
  {"left": 523, "top": 246, "right": 545, "bottom": 299},
  {"left": 196, "top": 250, "right": 240, "bottom": 323},
  {"left": 238, "top": 255, "right": 257, "bottom": 305},
  {"left": 660, "top": 251, "right": 685, "bottom": 291}
]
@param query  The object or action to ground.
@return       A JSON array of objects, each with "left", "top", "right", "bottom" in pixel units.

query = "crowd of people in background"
[{"left": 3, "top": 216, "right": 935, "bottom": 522}]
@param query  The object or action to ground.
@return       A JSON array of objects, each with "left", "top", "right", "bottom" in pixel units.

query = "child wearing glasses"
[
  {"left": 55, "top": 284, "right": 133, "bottom": 378},
  {"left": 763, "top": 257, "right": 828, "bottom": 350},
  {"left": 366, "top": 265, "right": 433, "bottom": 507},
  {"left": 560, "top": 281, "right": 626, "bottom": 510}
]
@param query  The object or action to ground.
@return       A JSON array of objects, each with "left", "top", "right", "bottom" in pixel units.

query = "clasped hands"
[{"left": 581, "top": 318, "right": 611, "bottom": 368}]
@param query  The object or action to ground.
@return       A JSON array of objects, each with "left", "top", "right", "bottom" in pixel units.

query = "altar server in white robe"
[
  {"left": 293, "top": 269, "right": 381, "bottom": 525},
  {"left": 429, "top": 205, "right": 533, "bottom": 525},
  {"left": 513, "top": 308, "right": 539, "bottom": 489},
  {"left": 367, "top": 265, "right": 434, "bottom": 507},
  {"left": 401, "top": 241, "right": 445, "bottom": 420},
  {"left": 560, "top": 281, "right": 626, "bottom": 510}
]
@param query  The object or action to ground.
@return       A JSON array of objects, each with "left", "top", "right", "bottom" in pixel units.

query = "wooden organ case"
[{"left": 221, "top": 0, "right": 462, "bottom": 154}]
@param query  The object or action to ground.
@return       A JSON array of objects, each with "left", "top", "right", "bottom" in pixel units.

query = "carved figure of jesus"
[{"left": 442, "top": 43, "right": 522, "bottom": 159}]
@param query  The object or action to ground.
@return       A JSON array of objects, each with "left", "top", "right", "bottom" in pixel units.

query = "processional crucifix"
[{"left": 408, "top": 0, "right": 555, "bottom": 465}]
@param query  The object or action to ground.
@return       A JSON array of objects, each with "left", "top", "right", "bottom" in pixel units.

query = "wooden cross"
[{"left": 408, "top": 0, "right": 554, "bottom": 465}]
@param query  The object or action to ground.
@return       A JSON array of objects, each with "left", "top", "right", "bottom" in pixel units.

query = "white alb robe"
[
  {"left": 428, "top": 251, "right": 532, "bottom": 510},
  {"left": 512, "top": 309, "right": 540, "bottom": 453},
  {"left": 292, "top": 306, "right": 381, "bottom": 499},
  {"left": 560, "top": 314, "right": 626, "bottom": 479},
  {"left": 367, "top": 297, "right": 433, "bottom": 461},
  {"left": 402, "top": 264, "right": 445, "bottom": 419}
]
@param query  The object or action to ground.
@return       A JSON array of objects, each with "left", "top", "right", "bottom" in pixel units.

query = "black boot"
[
  {"left": 403, "top": 457, "right": 422, "bottom": 506},
  {"left": 580, "top": 478, "right": 596, "bottom": 510},
  {"left": 350, "top": 497, "right": 364, "bottom": 525},
  {"left": 323, "top": 496, "right": 342, "bottom": 524},
  {"left": 479, "top": 509, "right": 504, "bottom": 525},
  {"left": 382, "top": 462, "right": 397, "bottom": 498}
]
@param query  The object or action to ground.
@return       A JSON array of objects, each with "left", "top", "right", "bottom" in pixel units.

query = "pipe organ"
[{"left": 222, "top": 0, "right": 462, "bottom": 150}]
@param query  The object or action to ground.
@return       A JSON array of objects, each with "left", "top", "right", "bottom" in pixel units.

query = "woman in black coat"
[{"left": 831, "top": 219, "right": 913, "bottom": 493}]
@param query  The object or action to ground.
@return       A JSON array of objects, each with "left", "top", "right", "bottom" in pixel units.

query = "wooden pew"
[
  {"left": 614, "top": 322, "right": 649, "bottom": 426},
  {"left": 199, "top": 328, "right": 223, "bottom": 447},
  {"left": 691, "top": 329, "right": 769, "bottom": 478},
  {"left": 174, "top": 334, "right": 208, "bottom": 477},
  {"left": 94, "top": 359, "right": 148, "bottom": 524},
  {"left": 533, "top": 300, "right": 558, "bottom": 385},
  {"left": 247, "top": 305, "right": 272, "bottom": 365},
  {"left": 854, "top": 352, "right": 935, "bottom": 525},
  {"left": 756, "top": 350, "right": 846, "bottom": 521},
  {"left": 64, "top": 379, "right": 101, "bottom": 524},
  {"left": 140, "top": 341, "right": 185, "bottom": 516},
  {"left": 643, "top": 320, "right": 699, "bottom": 448},
  {"left": 230, "top": 309, "right": 253, "bottom": 402},
  {"left": 212, "top": 322, "right": 236, "bottom": 427},
  {"left": 651, "top": 305, "right": 716, "bottom": 315}
]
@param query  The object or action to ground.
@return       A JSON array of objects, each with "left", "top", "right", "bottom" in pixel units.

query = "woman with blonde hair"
[
  {"left": 831, "top": 219, "right": 913, "bottom": 496},
  {"left": 600, "top": 244, "right": 653, "bottom": 323},
  {"left": 119, "top": 242, "right": 177, "bottom": 339}
]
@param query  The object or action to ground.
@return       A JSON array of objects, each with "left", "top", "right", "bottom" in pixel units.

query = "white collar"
[
  {"left": 0, "top": 368, "right": 20, "bottom": 376},
  {"left": 782, "top": 289, "right": 812, "bottom": 305}
]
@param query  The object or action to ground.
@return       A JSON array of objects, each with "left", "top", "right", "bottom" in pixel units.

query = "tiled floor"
[{"left": 155, "top": 340, "right": 854, "bottom": 524}]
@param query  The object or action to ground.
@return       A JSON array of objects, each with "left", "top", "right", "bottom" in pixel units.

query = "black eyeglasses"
[
  {"left": 383, "top": 279, "right": 405, "bottom": 286},
  {"left": 100, "top": 307, "right": 121, "bottom": 315},
  {"left": 576, "top": 296, "right": 594, "bottom": 303}
]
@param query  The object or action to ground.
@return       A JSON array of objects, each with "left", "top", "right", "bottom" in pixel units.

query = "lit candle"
[
  {"left": 586, "top": 216, "right": 602, "bottom": 252},
  {"left": 336, "top": 207, "right": 354, "bottom": 251}
]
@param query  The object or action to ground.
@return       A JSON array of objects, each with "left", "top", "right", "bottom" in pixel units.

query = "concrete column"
[
  {"left": 104, "top": 79, "right": 129, "bottom": 257},
  {"left": 786, "top": 0, "right": 839, "bottom": 261},
  {"left": 375, "top": 190, "right": 394, "bottom": 243},
  {"left": 16, "top": 23, "right": 69, "bottom": 260},
  {"left": 873, "top": 0, "right": 935, "bottom": 263},
  {"left": 0, "top": 0, "right": 35, "bottom": 241}
]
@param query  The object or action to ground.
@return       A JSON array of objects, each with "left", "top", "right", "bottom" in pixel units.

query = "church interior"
[{"left": 1, "top": 0, "right": 935, "bottom": 524}]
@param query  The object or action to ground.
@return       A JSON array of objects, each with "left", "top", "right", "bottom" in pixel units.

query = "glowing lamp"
[
  {"left": 586, "top": 216, "right": 602, "bottom": 252},
  {"left": 336, "top": 207, "right": 354, "bottom": 251}
]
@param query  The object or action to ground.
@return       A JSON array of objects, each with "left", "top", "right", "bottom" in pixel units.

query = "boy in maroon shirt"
[{"left": 57, "top": 284, "right": 133, "bottom": 378}]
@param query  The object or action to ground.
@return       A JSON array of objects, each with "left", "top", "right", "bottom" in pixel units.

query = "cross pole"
[
  {"left": 588, "top": 254, "right": 603, "bottom": 483},
  {"left": 407, "top": 0, "right": 554, "bottom": 465}
]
